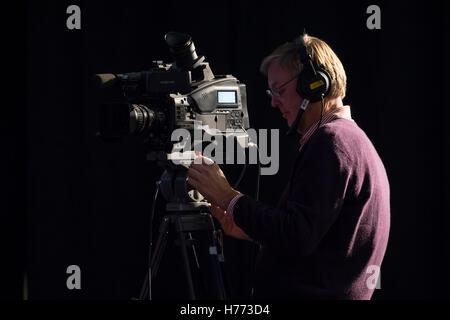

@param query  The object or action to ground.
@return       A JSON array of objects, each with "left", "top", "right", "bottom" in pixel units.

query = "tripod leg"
[
  {"left": 150, "top": 216, "right": 171, "bottom": 278},
  {"left": 208, "top": 230, "right": 227, "bottom": 300},
  {"left": 138, "top": 216, "right": 170, "bottom": 300},
  {"left": 177, "top": 229, "right": 196, "bottom": 300},
  {"left": 188, "top": 232, "right": 200, "bottom": 269}
]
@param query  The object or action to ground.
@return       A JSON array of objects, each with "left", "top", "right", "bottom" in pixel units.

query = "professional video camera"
[
  {"left": 94, "top": 31, "right": 250, "bottom": 159},
  {"left": 93, "top": 32, "right": 254, "bottom": 300}
]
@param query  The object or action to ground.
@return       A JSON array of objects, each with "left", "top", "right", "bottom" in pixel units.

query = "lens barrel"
[{"left": 129, "top": 104, "right": 155, "bottom": 134}]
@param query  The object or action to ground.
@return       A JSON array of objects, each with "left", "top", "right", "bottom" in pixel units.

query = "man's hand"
[
  {"left": 210, "top": 205, "right": 253, "bottom": 242},
  {"left": 187, "top": 154, "right": 240, "bottom": 210}
]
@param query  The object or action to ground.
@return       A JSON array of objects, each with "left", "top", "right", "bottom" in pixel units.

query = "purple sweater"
[{"left": 233, "top": 118, "right": 390, "bottom": 299}]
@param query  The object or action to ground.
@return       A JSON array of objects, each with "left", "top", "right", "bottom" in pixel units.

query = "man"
[{"left": 187, "top": 34, "right": 390, "bottom": 300}]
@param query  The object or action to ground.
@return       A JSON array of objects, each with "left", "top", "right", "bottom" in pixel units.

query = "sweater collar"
[{"left": 299, "top": 105, "right": 353, "bottom": 147}]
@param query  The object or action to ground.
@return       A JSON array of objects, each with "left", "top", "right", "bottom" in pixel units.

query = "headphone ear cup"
[
  {"left": 296, "top": 68, "right": 332, "bottom": 102},
  {"left": 315, "top": 68, "right": 331, "bottom": 98}
]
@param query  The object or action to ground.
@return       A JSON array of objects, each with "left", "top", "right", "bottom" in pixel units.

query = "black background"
[{"left": 2, "top": 0, "right": 449, "bottom": 300}]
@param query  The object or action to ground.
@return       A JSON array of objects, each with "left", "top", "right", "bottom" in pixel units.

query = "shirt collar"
[{"left": 299, "top": 105, "right": 353, "bottom": 147}]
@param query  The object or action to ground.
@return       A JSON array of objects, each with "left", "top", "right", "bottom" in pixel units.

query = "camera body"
[{"left": 95, "top": 32, "right": 250, "bottom": 156}]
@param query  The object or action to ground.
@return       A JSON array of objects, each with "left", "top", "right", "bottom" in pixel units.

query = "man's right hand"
[{"left": 210, "top": 205, "right": 254, "bottom": 242}]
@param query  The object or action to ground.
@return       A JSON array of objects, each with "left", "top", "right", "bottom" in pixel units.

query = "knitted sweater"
[{"left": 233, "top": 118, "right": 390, "bottom": 299}]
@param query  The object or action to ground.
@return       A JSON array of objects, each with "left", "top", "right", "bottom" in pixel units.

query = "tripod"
[{"left": 138, "top": 165, "right": 227, "bottom": 300}]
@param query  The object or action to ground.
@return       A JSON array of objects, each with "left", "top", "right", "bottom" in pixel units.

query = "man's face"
[{"left": 267, "top": 58, "right": 303, "bottom": 127}]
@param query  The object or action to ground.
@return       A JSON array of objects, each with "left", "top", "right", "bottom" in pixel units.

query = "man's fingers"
[
  {"left": 187, "top": 168, "right": 203, "bottom": 181},
  {"left": 186, "top": 176, "right": 199, "bottom": 188},
  {"left": 190, "top": 155, "right": 215, "bottom": 170},
  {"left": 189, "top": 162, "right": 206, "bottom": 173},
  {"left": 200, "top": 155, "right": 215, "bottom": 165},
  {"left": 189, "top": 164, "right": 216, "bottom": 181}
]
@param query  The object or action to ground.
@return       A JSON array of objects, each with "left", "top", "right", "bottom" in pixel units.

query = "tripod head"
[
  {"left": 148, "top": 150, "right": 221, "bottom": 212},
  {"left": 158, "top": 160, "right": 211, "bottom": 212}
]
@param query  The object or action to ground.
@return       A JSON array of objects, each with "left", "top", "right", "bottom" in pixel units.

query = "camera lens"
[
  {"left": 165, "top": 32, "right": 199, "bottom": 70},
  {"left": 129, "top": 104, "right": 155, "bottom": 134}
]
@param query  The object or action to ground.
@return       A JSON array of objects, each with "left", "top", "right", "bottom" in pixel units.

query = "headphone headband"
[{"left": 295, "top": 36, "right": 312, "bottom": 68}]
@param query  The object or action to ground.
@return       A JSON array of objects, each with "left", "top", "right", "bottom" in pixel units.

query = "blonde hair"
[{"left": 260, "top": 34, "right": 347, "bottom": 100}]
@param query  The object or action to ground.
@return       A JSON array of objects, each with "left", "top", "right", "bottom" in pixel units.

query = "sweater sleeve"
[{"left": 233, "top": 135, "right": 351, "bottom": 256}]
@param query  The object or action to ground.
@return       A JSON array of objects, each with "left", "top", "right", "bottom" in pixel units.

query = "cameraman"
[{"left": 187, "top": 33, "right": 390, "bottom": 300}]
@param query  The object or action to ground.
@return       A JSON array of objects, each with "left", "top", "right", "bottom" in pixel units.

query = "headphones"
[
  {"left": 286, "top": 34, "right": 332, "bottom": 136},
  {"left": 295, "top": 35, "right": 331, "bottom": 103}
]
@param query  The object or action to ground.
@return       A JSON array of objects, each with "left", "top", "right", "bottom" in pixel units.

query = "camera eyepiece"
[{"left": 165, "top": 32, "right": 200, "bottom": 70}]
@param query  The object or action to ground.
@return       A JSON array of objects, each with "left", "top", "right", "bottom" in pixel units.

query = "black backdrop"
[{"left": 4, "top": 0, "right": 449, "bottom": 300}]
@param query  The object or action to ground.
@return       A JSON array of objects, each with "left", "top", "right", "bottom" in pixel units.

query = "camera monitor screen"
[{"left": 217, "top": 90, "right": 237, "bottom": 104}]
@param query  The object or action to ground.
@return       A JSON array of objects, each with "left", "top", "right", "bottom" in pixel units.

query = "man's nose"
[{"left": 271, "top": 95, "right": 281, "bottom": 108}]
